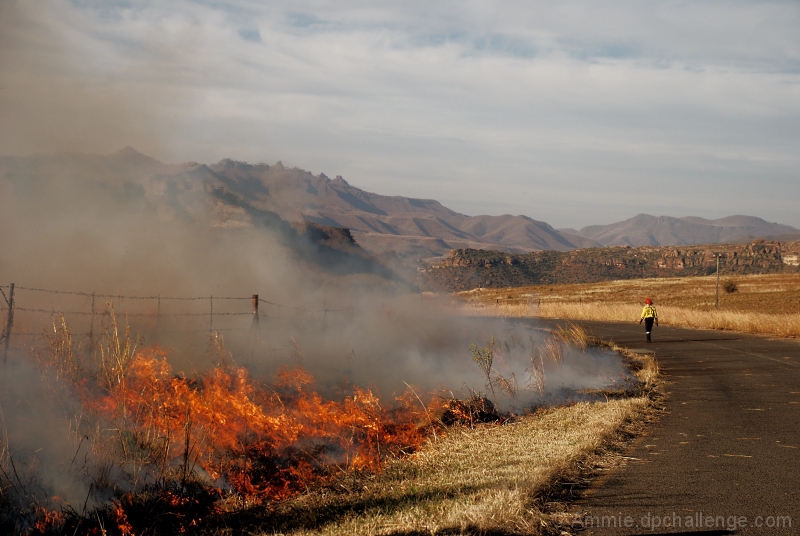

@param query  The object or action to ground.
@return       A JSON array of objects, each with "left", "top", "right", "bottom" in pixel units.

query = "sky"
[{"left": 1, "top": 0, "right": 798, "bottom": 229}]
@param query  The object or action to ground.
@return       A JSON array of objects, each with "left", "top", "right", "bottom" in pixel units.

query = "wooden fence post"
[
  {"left": 252, "top": 294, "right": 259, "bottom": 327},
  {"left": 1, "top": 283, "right": 15, "bottom": 364}
]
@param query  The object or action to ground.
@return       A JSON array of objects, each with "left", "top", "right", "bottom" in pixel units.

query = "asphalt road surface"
[{"left": 538, "top": 320, "right": 800, "bottom": 536}]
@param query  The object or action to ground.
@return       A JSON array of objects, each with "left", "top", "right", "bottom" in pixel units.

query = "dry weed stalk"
[
  {"left": 470, "top": 336, "right": 497, "bottom": 404},
  {"left": 633, "top": 350, "right": 660, "bottom": 394},
  {"left": 92, "top": 304, "right": 179, "bottom": 493},
  {"left": 470, "top": 336, "right": 521, "bottom": 403},
  {"left": 402, "top": 382, "right": 438, "bottom": 440},
  {"left": 47, "top": 313, "right": 79, "bottom": 381},
  {"left": 98, "top": 303, "right": 138, "bottom": 392},
  {"left": 209, "top": 331, "right": 233, "bottom": 369},
  {"left": 527, "top": 354, "right": 546, "bottom": 395},
  {"left": 541, "top": 337, "right": 564, "bottom": 364},
  {"left": 493, "top": 373, "right": 518, "bottom": 399},
  {"left": 554, "top": 322, "right": 591, "bottom": 350},
  {"left": 526, "top": 334, "right": 568, "bottom": 396}
]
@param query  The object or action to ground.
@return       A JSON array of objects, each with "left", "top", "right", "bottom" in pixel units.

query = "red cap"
[{"left": 645, "top": 298, "right": 653, "bottom": 304}]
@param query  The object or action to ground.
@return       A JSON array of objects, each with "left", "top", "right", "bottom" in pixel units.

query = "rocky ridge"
[{"left": 421, "top": 240, "right": 800, "bottom": 292}]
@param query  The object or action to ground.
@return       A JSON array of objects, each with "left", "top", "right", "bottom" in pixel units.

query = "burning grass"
[
  {"left": 85, "top": 347, "right": 426, "bottom": 496},
  {"left": 0, "top": 311, "right": 432, "bottom": 534},
  {"left": 0, "top": 307, "right": 657, "bottom": 535},
  {"left": 459, "top": 273, "right": 800, "bottom": 338},
  {"left": 196, "top": 348, "right": 658, "bottom": 535}
]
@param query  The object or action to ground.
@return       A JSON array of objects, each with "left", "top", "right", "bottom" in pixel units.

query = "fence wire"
[
  {"left": 1, "top": 282, "right": 356, "bottom": 361},
  {"left": 12, "top": 326, "right": 253, "bottom": 337},
  {"left": 16, "top": 285, "right": 250, "bottom": 301},
  {"left": 12, "top": 285, "right": 353, "bottom": 312},
  {"left": 16, "top": 307, "right": 253, "bottom": 317}
]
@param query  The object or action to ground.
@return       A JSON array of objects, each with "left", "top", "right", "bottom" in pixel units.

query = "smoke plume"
[{"left": 0, "top": 150, "right": 633, "bottom": 529}]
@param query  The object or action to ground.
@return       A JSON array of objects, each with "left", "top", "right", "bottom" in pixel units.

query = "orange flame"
[{"left": 83, "top": 345, "right": 430, "bottom": 502}]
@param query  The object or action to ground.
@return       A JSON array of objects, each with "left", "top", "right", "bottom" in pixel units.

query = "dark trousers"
[{"left": 644, "top": 317, "right": 654, "bottom": 341}]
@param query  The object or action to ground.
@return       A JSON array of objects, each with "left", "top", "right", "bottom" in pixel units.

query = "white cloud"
[{"left": 1, "top": 0, "right": 798, "bottom": 227}]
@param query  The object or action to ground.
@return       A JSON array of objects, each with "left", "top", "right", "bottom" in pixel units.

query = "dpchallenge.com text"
[{"left": 572, "top": 511, "right": 792, "bottom": 531}]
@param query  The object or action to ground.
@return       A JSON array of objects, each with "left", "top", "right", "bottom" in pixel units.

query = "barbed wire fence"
[{"left": 0, "top": 282, "right": 354, "bottom": 364}]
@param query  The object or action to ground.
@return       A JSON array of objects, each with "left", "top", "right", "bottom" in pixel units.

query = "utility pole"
[
  {"left": 713, "top": 253, "right": 721, "bottom": 310},
  {"left": 1, "top": 283, "right": 15, "bottom": 364}
]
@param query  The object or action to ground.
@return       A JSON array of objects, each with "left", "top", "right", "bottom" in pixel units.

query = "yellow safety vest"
[{"left": 640, "top": 305, "right": 658, "bottom": 320}]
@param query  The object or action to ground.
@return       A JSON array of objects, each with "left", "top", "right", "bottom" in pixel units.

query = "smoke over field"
[{"left": 0, "top": 152, "right": 632, "bottom": 533}]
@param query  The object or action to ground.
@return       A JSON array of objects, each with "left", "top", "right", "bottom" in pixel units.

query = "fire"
[
  {"left": 15, "top": 326, "right": 448, "bottom": 535},
  {"left": 31, "top": 508, "right": 65, "bottom": 534},
  {"left": 26, "top": 342, "right": 435, "bottom": 533},
  {"left": 80, "top": 345, "right": 429, "bottom": 502},
  {"left": 109, "top": 501, "right": 133, "bottom": 536}
]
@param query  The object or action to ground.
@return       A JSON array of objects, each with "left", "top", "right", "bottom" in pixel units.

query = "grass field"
[
  {"left": 208, "top": 347, "right": 658, "bottom": 535},
  {"left": 458, "top": 273, "right": 800, "bottom": 338}
]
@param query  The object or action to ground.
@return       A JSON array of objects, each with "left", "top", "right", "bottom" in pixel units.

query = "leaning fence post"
[{"left": 2, "top": 283, "right": 15, "bottom": 364}]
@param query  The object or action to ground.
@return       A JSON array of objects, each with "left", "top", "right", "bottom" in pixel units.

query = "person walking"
[{"left": 639, "top": 298, "right": 658, "bottom": 343}]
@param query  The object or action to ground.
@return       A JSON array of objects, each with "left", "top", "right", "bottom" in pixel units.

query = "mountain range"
[
  {"left": 170, "top": 155, "right": 799, "bottom": 256},
  {"left": 3, "top": 148, "right": 797, "bottom": 261},
  {"left": 201, "top": 157, "right": 799, "bottom": 256},
  {"left": 560, "top": 214, "right": 799, "bottom": 248},
  {"left": 204, "top": 158, "right": 596, "bottom": 257}
]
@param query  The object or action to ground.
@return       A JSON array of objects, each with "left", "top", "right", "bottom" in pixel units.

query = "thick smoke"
[
  {"left": 0, "top": 151, "right": 631, "bottom": 399},
  {"left": 0, "top": 354, "right": 93, "bottom": 511},
  {"left": 0, "top": 152, "right": 633, "bottom": 519}
]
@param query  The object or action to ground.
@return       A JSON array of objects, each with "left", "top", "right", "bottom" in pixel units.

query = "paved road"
[{"left": 537, "top": 320, "right": 800, "bottom": 535}]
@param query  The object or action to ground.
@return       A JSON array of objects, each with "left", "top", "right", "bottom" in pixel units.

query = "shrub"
[{"left": 723, "top": 280, "right": 738, "bottom": 293}]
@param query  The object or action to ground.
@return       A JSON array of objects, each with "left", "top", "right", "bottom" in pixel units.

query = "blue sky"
[{"left": 1, "top": 0, "right": 798, "bottom": 229}]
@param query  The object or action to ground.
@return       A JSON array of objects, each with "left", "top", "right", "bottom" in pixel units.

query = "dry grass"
[
  {"left": 46, "top": 313, "right": 79, "bottom": 382},
  {"left": 459, "top": 273, "right": 800, "bottom": 338},
  {"left": 219, "top": 350, "right": 659, "bottom": 536},
  {"left": 262, "top": 398, "right": 651, "bottom": 536},
  {"left": 97, "top": 303, "right": 139, "bottom": 391}
]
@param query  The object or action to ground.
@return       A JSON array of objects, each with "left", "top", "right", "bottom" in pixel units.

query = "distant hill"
[
  {"left": 566, "top": 214, "right": 798, "bottom": 247},
  {"left": 421, "top": 240, "right": 800, "bottom": 292},
  {"left": 202, "top": 159, "right": 583, "bottom": 256},
  {"left": 202, "top": 162, "right": 796, "bottom": 255},
  {"left": 4, "top": 149, "right": 796, "bottom": 267}
]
